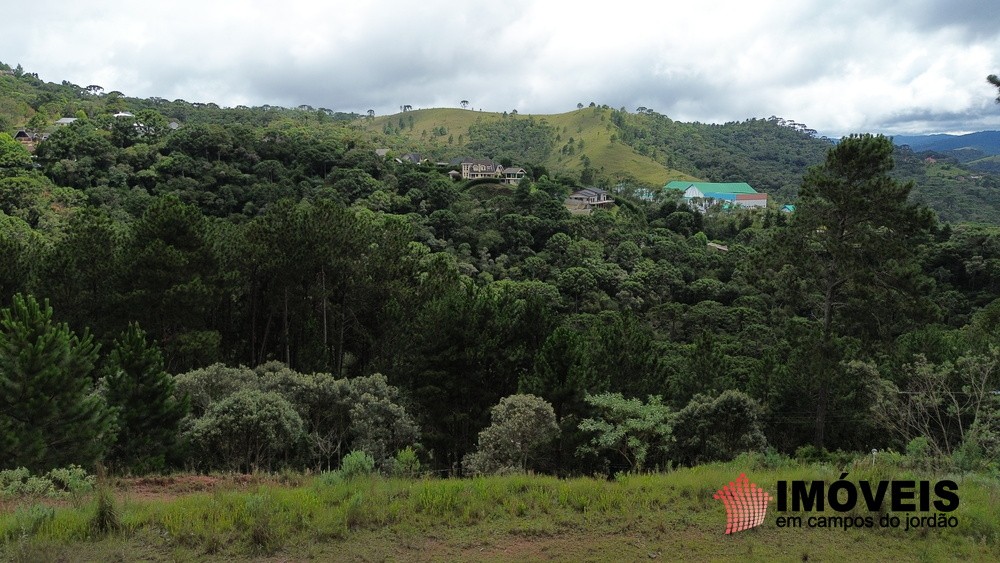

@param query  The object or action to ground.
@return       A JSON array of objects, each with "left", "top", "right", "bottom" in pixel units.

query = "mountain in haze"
[{"left": 890, "top": 131, "right": 1000, "bottom": 160}]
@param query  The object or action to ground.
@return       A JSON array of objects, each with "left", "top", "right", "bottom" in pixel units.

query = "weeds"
[{"left": 87, "top": 464, "right": 119, "bottom": 538}]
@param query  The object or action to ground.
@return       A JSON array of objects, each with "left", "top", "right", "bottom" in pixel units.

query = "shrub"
[
  {"left": 46, "top": 465, "right": 94, "bottom": 495},
  {"left": 0, "top": 468, "right": 52, "bottom": 497},
  {"left": 176, "top": 364, "right": 419, "bottom": 472},
  {"left": 953, "top": 420, "right": 1000, "bottom": 472},
  {"left": 6, "top": 504, "right": 55, "bottom": 540},
  {"left": 0, "top": 466, "right": 94, "bottom": 498},
  {"left": 906, "top": 436, "right": 931, "bottom": 458},
  {"left": 577, "top": 393, "right": 672, "bottom": 472},
  {"left": 89, "top": 486, "right": 119, "bottom": 536},
  {"left": 183, "top": 389, "right": 305, "bottom": 472},
  {"left": 347, "top": 374, "right": 420, "bottom": 469},
  {"left": 391, "top": 447, "right": 421, "bottom": 478},
  {"left": 173, "top": 363, "right": 259, "bottom": 417},
  {"left": 339, "top": 451, "right": 376, "bottom": 480}
]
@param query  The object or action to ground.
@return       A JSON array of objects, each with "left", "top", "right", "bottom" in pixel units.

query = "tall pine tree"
[
  {"left": 0, "top": 294, "right": 111, "bottom": 471},
  {"left": 780, "top": 134, "right": 935, "bottom": 449},
  {"left": 103, "top": 323, "right": 189, "bottom": 472}
]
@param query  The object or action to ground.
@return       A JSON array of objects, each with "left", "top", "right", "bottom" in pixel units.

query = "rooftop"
[{"left": 665, "top": 181, "right": 758, "bottom": 194}]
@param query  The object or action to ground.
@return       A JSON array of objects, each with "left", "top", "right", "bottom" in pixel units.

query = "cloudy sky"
[{"left": 5, "top": 0, "right": 1000, "bottom": 137}]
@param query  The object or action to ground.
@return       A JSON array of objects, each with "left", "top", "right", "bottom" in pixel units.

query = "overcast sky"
[{"left": 5, "top": 0, "right": 1000, "bottom": 137}]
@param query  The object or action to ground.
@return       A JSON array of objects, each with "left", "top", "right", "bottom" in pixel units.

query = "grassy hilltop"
[{"left": 361, "top": 106, "right": 699, "bottom": 186}]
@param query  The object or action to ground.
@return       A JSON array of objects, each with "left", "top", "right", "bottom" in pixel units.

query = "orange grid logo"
[{"left": 714, "top": 473, "right": 771, "bottom": 534}]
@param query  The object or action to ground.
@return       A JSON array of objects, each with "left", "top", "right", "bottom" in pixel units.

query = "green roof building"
[{"left": 665, "top": 181, "right": 767, "bottom": 210}]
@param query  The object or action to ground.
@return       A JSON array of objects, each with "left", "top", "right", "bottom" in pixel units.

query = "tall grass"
[{"left": 1, "top": 459, "right": 998, "bottom": 559}]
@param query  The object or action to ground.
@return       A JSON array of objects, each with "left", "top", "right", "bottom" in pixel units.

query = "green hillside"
[
  {"left": 362, "top": 106, "right": 841, "bottom": 200},
  {"left": 892, "top": 146, "right": 1000, "bottom": 224},
  {"left": 362, "top": 106, "right": 698, "bottom": 186}
]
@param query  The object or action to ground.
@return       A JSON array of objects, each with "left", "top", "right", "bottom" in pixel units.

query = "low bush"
[{"left": 338, "top": 451, "right": 376, "bottom": 480}]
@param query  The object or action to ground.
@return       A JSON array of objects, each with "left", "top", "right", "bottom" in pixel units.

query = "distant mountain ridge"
[{"left": 891, "top": 131, "right": 1000, "bottom": 156}]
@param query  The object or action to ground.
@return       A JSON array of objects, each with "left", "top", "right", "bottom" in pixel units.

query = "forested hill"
[
  {"left": 0, "top": 63, "right": 359, "bottom": 133},
  {"left": 5, "top": 61, "right": 1000, "bottom": 479},
  {"left": 5, "top": 63, "right": 1000, "bottom": 222},
  {"left": 348, "top": 105, "right": 1000, "bottom": 222},
  {"left": 608, "top": 112, "right": 833, "bottom": 200}
]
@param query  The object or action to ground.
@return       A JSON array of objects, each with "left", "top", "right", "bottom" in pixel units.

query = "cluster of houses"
[
  {"left": 11, "top": 113, "right": 181, "bottom": 152},
  {"left": 378, "top": 150, "right": 789, "bottom": 215},
  {"left": 564, "top": 181, "right": 777, "bottom": 215}
]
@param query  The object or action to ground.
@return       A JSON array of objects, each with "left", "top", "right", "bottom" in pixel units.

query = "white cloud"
[{"left": 4, "top": 0, "right": 1000, "bottom": 136}]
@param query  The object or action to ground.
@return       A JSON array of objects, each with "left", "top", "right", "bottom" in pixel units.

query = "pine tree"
[
  {"left": 783, "top": 134, "right": 935, "bottom": 449},
  {"left": 103, "top": 323, "right": 189, "bottom": 472},
  {"left": 0, "top": 294, "right": 111, "bottom": 471}
]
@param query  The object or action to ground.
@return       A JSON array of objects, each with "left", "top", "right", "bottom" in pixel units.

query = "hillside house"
[
  {"left": 397, "top": 153, "right": 424, "bottom": 164},
  {"left": 565, "top": 187, "right": 615, "bottom": 213},
  {"left": 13, "top": 130, "right": 37, "bottom": 150},
  {"left": 459, "top": 158, "right": 526, "bottom": 184},
  {"left": 502, "top": 167, "right": 526, "bottom": 184},
  {"left": 665, "top": 181, "right": 767, "bottom": 211},
  {"left": 461, "top": 158, "right": 504, "bottom": 180}
]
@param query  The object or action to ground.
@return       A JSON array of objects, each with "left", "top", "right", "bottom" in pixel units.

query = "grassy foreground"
[{"left": 2, "top": 460, "right": 998, "bottom": 562}]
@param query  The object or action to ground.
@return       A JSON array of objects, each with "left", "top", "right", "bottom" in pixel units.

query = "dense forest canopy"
[{"left": 2, "top": 62, "right": 1000, "bottom": 477}]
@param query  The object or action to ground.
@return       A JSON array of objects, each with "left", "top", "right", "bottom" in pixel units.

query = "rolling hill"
[
  {"left": 360, "top": 106, "right": 837, "bottom": 196},
  {"left": 360, "top": 106, "right": 699, "bottom": 186}
]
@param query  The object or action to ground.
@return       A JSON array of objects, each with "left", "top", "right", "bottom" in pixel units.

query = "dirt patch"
[
  {"left": 2, "top": 473, "right": 301, "bottom": 511},
  {"left": 114, "top": 474, "right": 278, "bottom": 502}
]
